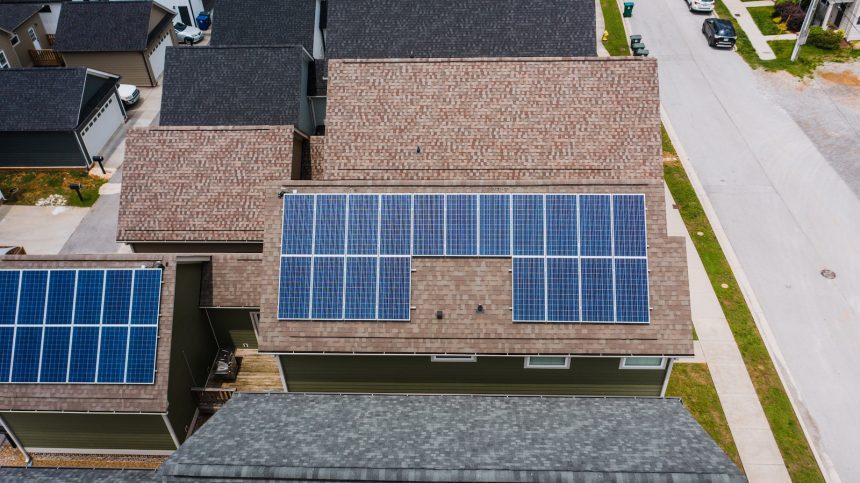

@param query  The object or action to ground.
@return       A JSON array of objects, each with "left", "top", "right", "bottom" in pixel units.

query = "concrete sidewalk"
[
  {"left": 721, "top": 0, "right": 777, "bottom": 59},
  {"left": 666, "top": 186, "right": 790, "bottom": 482}
]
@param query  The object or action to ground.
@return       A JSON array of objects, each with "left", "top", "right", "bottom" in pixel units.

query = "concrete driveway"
[
  {"left": 0, "top": 205, "right": 89, "bottom": 254},
  {"left": 628, "top": 2, "right": 860, "bottom": 481}
]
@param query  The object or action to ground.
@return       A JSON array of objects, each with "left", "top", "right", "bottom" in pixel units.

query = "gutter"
[{"left": 0, "top": 413, "right": 32, "bottom": 467}]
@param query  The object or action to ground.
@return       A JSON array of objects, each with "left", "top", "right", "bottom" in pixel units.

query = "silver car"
[{"left": 174, "top": 22, "right": 203, "bottom": 43}]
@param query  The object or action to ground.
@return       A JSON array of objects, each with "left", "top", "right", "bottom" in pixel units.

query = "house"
[
  {"left": 0, "top": 67, "right": 126, "bottom": 169},
  {"left": 159, "top": 46, "right": 316, "bottom": 134},
  {"left": 817, "top": 0, "right": 860, "bottom": 41},
  {"left": 116, "top": 126, "right": 307, "bottom": 254},
  {"left": 209, "top": 0, "right": 318, "bottom": 56},
  {"left": 0, "top": 0, "right": 64, "bottom": 35},
  {"left": 0, "top": 2, "right": 50, "bottom": 68},
  {"left": 0, "top": 253, "right": 269, "bottom": 455},
  {"left": 255, "top": 57, "right": 693, "bottom": 396},
  {"left": 153, "top": 0, "right": 204, "bottom": 27},
  {"left": 53, "top": 0, "right": 176, "bottom": 86}
]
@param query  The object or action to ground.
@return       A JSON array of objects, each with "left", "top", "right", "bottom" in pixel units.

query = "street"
[{"left": 629, "top": 1, "right": 860, "bottom": 480}]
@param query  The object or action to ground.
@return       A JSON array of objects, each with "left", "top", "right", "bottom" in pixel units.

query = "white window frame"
[
  {"left": 619, "top": 357, "right": 667, "bottom": 370},
  {"left": 27, "top": 26, "right": 38, "bottom": 43},
  {"left": 524, "top": 356, "right": 571, "bottom": 369},
  {"left": 430, "top": 355, "right": 477, "bottom": 362},
  {"left": 0, "top": 50, "right": 9, "bottom": 69},
  {"left": 10, "top": 34, "right": 19, "bottom": 46}
]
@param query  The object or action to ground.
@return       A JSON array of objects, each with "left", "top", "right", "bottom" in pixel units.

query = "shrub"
[
  {"left": 807, "top": 26, "right": 843, "bottom": 50},
  {"left": 786, "top": 12, "right": 805, "bottom": 32},
  {"left": 774, "top": 1, "right": 805, "bottom": 31}
]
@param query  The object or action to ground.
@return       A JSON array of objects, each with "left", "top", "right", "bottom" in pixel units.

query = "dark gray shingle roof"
[
  {"left": 159, "top": 46, "right": 306, "bottom": 127},
  {"left": 210, "top": 0, "right": 316, "bottom": 51},
  {"left": 0, "top": 68, "right": 88, "bottom": 131},
  {"left": 0, "top": 2, "right": 40, "bottom": 31},
  {"left": 326, "top": 0, "right": 597, "bottom": 59},
  {"left": 53, "top": 0, "right": 156, "bottom": 52},
  {"left": 0, "top": 468, "right": 156, "bottom": 482},
  {"left": 160, "top": 393, "right": 746, "bottom": 482}
]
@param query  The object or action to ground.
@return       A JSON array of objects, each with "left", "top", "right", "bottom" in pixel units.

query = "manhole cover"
[{"left": 821, "top": 269, "right": 836, "bottom": 279}]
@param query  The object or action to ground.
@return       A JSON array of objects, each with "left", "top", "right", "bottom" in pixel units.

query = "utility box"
[{"left": 623, "top": 2, "right": 634, "bottom": 17}]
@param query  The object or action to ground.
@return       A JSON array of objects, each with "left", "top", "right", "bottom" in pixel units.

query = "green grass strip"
[
  {"left": 599, "top": 0, "right": 631, "bottom": 55},
  {"left": 747, "top": 6, "right": 782, "bottom": 36}
]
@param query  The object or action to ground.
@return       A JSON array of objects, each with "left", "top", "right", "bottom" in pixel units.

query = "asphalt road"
[{"left": 628, "top": 2, "right": 860, "bottom": 481}]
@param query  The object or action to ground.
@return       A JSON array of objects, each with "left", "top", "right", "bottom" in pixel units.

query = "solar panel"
[
  {"left": 512, "top": 258, "right": 545, "bottom": 321},
  {"left": 0, "top": 268, "right": 162, "bottom": 384},
  {"left": 547, "top": 258, "right": 579, "bottom": 322},
  {"left": 579, "top": 195, "right": 612, "bottom": 257},
  {"left": 344, "top": 257, "right": 377, "bottom": 320},
  {"left": 377, "top": 257, "right": 411, "bottom": 321},
  {"left": 278, "top": 257, "right": 312, "bottom": 319},
  {"left": 479, "top": 195, "right": 510, "bottom": 256},
  {"left": 513, "top": 195, "right": 544, "bottom": 256},
  {"left": 380, "top": 195, "right": 411, "bottom": 256},
  {"left": 347, "top": 194, "right": 378, "bottom": 255},
  {"left": 615, "top": 259, "right": 650, "bottom": 322},
  {"left": 311, "top": 257, "right": 345, "bottom": 320},
  {"left": 613, "top": 194, "right": 647, "bottom": 257},
  {"left": 546, "top": 195, "right": 578, "bottom": 256},
  {"left": 446, "top": 195, "right": 477, "bottom": 256},
  {"left": 314, "top": 195, "right": 347, "bottom": 255},
  {"left": 413, "top": 195, "right": 444, "bottom": 256}
]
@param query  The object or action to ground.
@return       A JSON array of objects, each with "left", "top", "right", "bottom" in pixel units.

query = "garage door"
[
  {"left": 81, "top": 94, "right": 124, "bottom": 160},
  {"left": 148, "top": 31, "right": 171, "bottom": 80}
]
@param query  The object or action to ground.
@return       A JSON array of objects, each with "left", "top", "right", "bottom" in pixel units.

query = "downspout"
[
  {"left": 0, "top": 414, "right": 32, "bottom": 467},
  {"left": 660, "top": 357, "right": 675, "bottom": 397}
]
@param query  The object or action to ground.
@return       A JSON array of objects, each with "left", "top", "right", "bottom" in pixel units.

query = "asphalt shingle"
[
  {"left": 159, "top": 46, "right": 306, "bottom": 127},
  {"left": 210, "top": 0, "right": 316, "bottom": 51},
  {"left": 0, "top": 2, "right": 40, "bottom": 32},
  {"left": 53, "top": 0, "right": 155, "bottom": 52},
  {"left": 0, "top": 68, "right": 87, "bottom": 131},
  {"left": 326, "top": 0, "right": 596, "bottom": 59}
]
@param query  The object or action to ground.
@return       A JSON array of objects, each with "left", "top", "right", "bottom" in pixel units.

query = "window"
[
  {"left": 0, "top": 50, "right": 9, "bottom": 69},
  {"left": 620, "top": 357, "right": 666, "bottom": 369},
  {"left": 10, "top": 34, "right": 19, "bottom": 46},
  {"left": 431, "top": 355, "right": 477, "bottom": 362},
  {"left": 27, "top": 26, "right": 38, "bottom": 43},
  {"left": 524, "top": 356, "right": 570, "bottom": 369}
]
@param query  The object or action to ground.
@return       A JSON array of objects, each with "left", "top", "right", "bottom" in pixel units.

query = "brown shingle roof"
[
  {"left": 321, "top": 57, "right": 662, "bottom": 182},
  {"left": 117, "top": 126, "right": 296, "bottom": 243},
  {"left": 200, "top": 254, "right": 262, "bottom": 308}
]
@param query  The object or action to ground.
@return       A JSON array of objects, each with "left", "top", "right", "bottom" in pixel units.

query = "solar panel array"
[
  {"left": 0, "top": 269, "right": 162, "bottom": 384},
  {"left": 280, "top": 194, "right": 649, "bottom": 323}
]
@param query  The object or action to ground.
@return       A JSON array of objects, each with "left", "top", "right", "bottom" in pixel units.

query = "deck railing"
[
  {"left": 29, "top": 49, "right": 64, "bottom": 67},
  {"left": 191, "top": 387, "right": 235, "bottom": 413}
]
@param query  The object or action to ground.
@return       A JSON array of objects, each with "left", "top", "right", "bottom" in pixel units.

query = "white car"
[
  {"left": 118, "top": 84, "right": 140, "bottom": 106},
  {"left": 687, "top": 0, "right": 714, "bottom": 12},
  {"left": 174, "top": 22, "right": 204, "bottom": 43}
]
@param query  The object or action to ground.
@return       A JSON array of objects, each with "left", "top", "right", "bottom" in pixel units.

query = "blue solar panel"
[
  {"left": 446, "top": 195, "right": 477, "bottom": 256},
  {"left": 615, "top": 259, "right": 650, "bottom": 322},
  {"left": 103, "top": 270, "right": 132, "bottom": 325},
  {"left": 613, "top": 195, "right": 647, "bottom": 257},
  {"left": 0, "top": 270, "right": 19, "bottom": 326},
  {"left": 311, "top": 257, "right": 344, "bottom": 320},
  {"left": 18, "top": 270, "right": 47, "bottom": 324},
  {"left": 581, "top": 258, "right": 614, "bottom": 322},
  {"left": 126, "top": 326, "right": 157, "bottom": 383},
  {"left": 278, "top": 257, "right": 312, "bottom": 319},
  {"left": 45, "top": 270, "right": 75, "bottom": 325},
  {"left": 546, "top": 195, "right": 578, "bottom": 257},
  {"left": 0, "top": 327, "right": 12, "bottom": 382},
  {"left": 380, "top": 195, "right": 411, "bottom": 256},
  {"left": 547, "top": 258, "right": 579, "bottom": 322},
  {"left": 97, "top": 326, "right": 127, "bottom": 383},
  {"left": 131, "top": 270, "right": 161, "bottom": 325},
  {"left": 68, "top": 326, "right": 99, "bottom": 383},
  {"left": 479, "top": 195, "right": 510, "bottom": 256},
  {"left": 513, "top": 195, "right": 544, "bottom": 256},
  {"left": 282, "top": 195, "right": 315, "bottom": 255},
  {"left": 345, "top": 257, "right": 377, "bottom": 320},
  {"left": 378, "top": 257, "right": 410, "bottom": 320},
  {"left": 74, "top": 270, "right": 104, "bottom": 324},
  {"left": 314, "top": 195, "right": 347, "bottom": 255},
  {"left": 580, "top": 195, "right": 612, "bottom": 257},
  {"left": 413, "top": 195, "right": 444, "bottom": 256},
  {"left": 11, "top": 326, "right": 41, "bottom": 382},
  {"left": 347, "top": 195, "right": 379, "bottom": 255},
  {"left": 39, "top": 326, "right": 70, "bottom": 383},
  {"left": 513, "top": 258, "right": 545, "bottom": 321}
]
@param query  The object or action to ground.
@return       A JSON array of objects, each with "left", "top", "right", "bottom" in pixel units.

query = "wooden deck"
[{"left": 204, "top": 349, "right": 282, "bottom": 392}]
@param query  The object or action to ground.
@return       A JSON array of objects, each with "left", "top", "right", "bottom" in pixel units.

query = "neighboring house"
[
  {"left": 254, "top": 57, "right": 693, "bottom": 397},
  {"left": 152, "top": 0, "right": 204, "bottom": 27},
  {"left": 116, "top": 126, "right": 307, "bottom": 254},
  {"left": 816, "top": 0, "right": 860, "bottom": 40},
  {"left": 0, "top": 2, "right": 50, "bottom": 68},
  {"left": 209, "top": 0, "right": 317, "bottom": 54},
  {"left": 159, "top": 46, "right": 316, "bottom": 134},
  {"left": 0, "top": 67, "right": 126, "bottom": 168},
  {"left": 0, "top": 254, "right": 257, "bottom": 454},
  {"left": 53, "top": 0, "right": 176, "bottom": 86},
  {"left": 0, "top": 0, "right": 64, "bottom": 35}
]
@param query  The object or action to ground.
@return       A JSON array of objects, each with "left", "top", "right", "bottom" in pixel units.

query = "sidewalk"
[
  {"left": 666, "top": 186, "right": 790, "bottom": 482},
  {"left": 720, "top": 0, "right": 778, "bottom": 59}
]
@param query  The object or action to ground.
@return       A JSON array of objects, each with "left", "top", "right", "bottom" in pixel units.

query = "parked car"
[
  {"left": 686, "top": 0, "right": 714, "bottom": 12},
  {"left": 174, "top": 22, "right": 203, "bottom": 44},
  {"left": 118, "top": 84, "right": 141, "bottom": 106},
  {"left": 702, "top": 18, "right": 737, "bottom": 48}
]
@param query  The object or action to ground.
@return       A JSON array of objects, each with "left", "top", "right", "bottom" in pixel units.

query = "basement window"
[
  {"left": 524, "top": 356, "right": 570, "bottom": 369},
  {"left": 620, "top": 357, "right": 666, "bottom": 369},
  {"left": 430, "top": 355, "right": 477, "bottom": 363}
]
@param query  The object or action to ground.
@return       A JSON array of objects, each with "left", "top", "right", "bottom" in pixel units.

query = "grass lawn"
[
  {"left": 0, "top": 170, "right": 106, "bottom": 208},
  {"left": 716, "top": 0, "right": 860, "bottom": 77},
  {"left": 667, "top": 363, "right": 741, "bottom": 470},
  {"left": 600, "top": 0, "right": 631, "bottom": 55},
  {"left": 663, "top": 144, "right": 824, "bottom": 482},
  {"left": 748, "top": 6, "right": 782, "bottom": 35}
]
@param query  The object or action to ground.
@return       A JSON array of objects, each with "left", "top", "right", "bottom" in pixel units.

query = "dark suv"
[{"left": 702, "top": 18, "right": 736, "bottom": 48}]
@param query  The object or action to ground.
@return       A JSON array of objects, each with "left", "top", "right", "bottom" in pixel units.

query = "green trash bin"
[{"left": 623, "top": 1, "right": 634, "bottom": 17}]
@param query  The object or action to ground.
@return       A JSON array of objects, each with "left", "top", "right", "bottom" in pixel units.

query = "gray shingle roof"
[
  {"left": 0, "top": 2, "right": 40, "bottom": 32},
  {"left": 53, "top": 0, "right": 156, "bottom": 52},
  {"left": 326, "top": 0, "right": 597, "bottom": 59},
  {"left": 159, "top": 46, "right": 306, "bottom": 127},
  {"left": 160, "top": 393, "right": 746, "bottom": 482},
  {"left": 210, "top": 0, "right": 316, "bottom": 51},
  {"left": 0, "top": 68, "right": 88, "bottom": 131},
  {"left": 0, "top": 468, "right": 156, "bottom": 482}
]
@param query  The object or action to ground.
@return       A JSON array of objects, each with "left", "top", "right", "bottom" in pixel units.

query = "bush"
[
  {"left": 807, "top": 26, "right": 844, "bottom": 50},
  {"left": 774, "top": 1, "right": 805, "bottom": 31}
]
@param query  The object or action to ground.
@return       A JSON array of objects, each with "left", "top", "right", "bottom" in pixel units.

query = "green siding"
[
  {"left": 166, "top": 264, "right": 218, "bottom": 442},
  {"left": 0, "top": 412, "right": 174, "bottom": 451},
  {"left": 206, "top": 308, "right": 258, "bottom": 349},
  {"left": 282, "top": 356, "right": 666, "bottom": 396}
]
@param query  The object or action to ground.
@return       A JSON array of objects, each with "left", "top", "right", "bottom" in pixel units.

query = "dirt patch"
[
  {"left": 819, "top": 70, "right": 860, "bottom": 87},
  {"left": 0, "top": 443, "right": 166, "bottom": 469}
]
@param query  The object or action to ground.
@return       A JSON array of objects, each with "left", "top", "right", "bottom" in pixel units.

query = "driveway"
[
  {"left": 629, "top": 2, "right": 860, "bottom": 481},
  {"left": 0, "top": 205, "right": 89, "bottom": 254}
]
